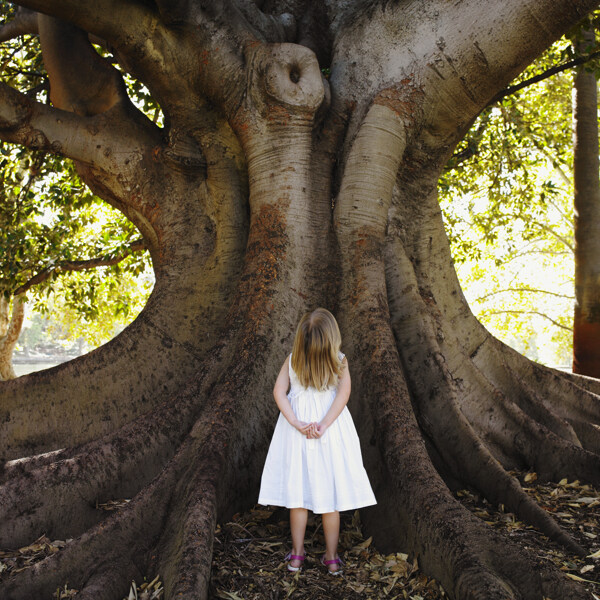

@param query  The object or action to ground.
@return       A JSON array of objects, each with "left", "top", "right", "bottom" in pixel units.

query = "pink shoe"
[
  {"left": 285, "top": 552, "right": 305, "bottom": 572},
  {"left": 321, "top": 554, "right": 343, "bottom": 575}
]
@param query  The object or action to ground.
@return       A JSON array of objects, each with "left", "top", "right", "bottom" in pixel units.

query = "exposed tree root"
[
  {"left": 0, "top": 293, "right": 210, "bottom": 460},
  {"left": 444, "top": 342, "right": 600, "bottom": 487},
  {"left": 346, "top": 298, "right": 590, "bottom": 600},
  {"left": 568, "top": 419, "right": 600, "bottom": 455},
  {"left": 477, "top": 337, "right": 600, "bottom": 426},
  {"left": 384, "top": 230, "right": 589, "bottom": 554},
  {"left": 0, "top": 441, "right": 177, "bottom": 600},
  {"left": 155, "top": 411, "right": 224, "bottom": 599},
  {"left": 0, "top": 370, "right": 215, "bottom": 548}
]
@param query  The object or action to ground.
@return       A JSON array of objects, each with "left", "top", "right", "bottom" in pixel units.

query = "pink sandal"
[
  {"left": 285, "top": 552, "right": 305, "bottom": 572},
  {"left": 321, "top": 554, "right": 344, "bottom": 575}
]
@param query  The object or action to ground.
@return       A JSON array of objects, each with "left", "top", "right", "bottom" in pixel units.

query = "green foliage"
[
  {"left": 39, "top": 266, "right": 154, "bottom": 349},
  {"left": 0, "top": 142, "right": 153, "bottom": 345},
  {"left": 0, "top": 4, "right": 161, "bottom": 352},
  {"left": 0, "top": 145, "right": 149, "bottom": 290},
  {"left": 438, "top": 30, "right": 594, "bottom": 366}
]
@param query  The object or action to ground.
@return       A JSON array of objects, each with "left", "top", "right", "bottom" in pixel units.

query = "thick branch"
[
  {"left": 0, "top": 81, "right": 159, "bottom": 170},
  {"left": 0, "top": 7, "right": 38, "bottom": 42},
  {"left": 12, "top": 238, "right": 146, "bottom": 296},
  {"left": 330, "top": 0, "right": 600, "bottom": 158},
  {"left": 10, "top": 0, "right": 155, "bottom": 48},
  {"left": 37, "top": 15, "right": 128, "bottom": 117}
]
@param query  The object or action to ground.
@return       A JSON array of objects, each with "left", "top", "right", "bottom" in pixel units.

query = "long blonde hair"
[{"left": 291, "top": 308, "right": 343, "bottom": 390}]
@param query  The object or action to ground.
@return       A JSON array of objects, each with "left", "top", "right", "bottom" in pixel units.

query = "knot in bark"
[{"left": 248, "top": 43, "right": 326, "bottom": 118}]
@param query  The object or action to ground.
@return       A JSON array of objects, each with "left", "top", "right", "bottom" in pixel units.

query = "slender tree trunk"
[
  {"left": 0, "top": 294, "right": 25, "bottom": 381},
  {"left": 573, "top": 27, "right": 600, "bottom": 378}
]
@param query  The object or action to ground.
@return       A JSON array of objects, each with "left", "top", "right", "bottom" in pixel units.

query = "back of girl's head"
[{"left": 291, "top": 308, "right": 343, "bottom": 390}]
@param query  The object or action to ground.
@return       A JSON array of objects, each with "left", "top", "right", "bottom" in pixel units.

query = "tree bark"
[
  {"left": 0, "top": 2, "right": 599, "bottom": 599},
  {"left": 572, "top": 27, "right": 600, "bottom": 378},
  {"left": 0, "top": 295, "right": 25, "bottom": 381}
]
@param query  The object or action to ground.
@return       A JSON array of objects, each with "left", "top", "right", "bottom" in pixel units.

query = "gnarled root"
[{"left": 345, "top": 298, "right": 591, "bottom": 600}]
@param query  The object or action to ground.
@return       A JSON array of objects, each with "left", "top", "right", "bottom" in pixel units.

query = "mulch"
[{"left": 0, "top": 473, "right": 598, "bottom": 600}]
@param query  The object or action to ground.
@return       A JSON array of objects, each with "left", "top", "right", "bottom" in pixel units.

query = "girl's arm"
[
  {"left": 273, "top": 356, "right": 312, "bottom": 435},
  {"left": 313, "top": 357, "right": 351, "bottom": 436}
]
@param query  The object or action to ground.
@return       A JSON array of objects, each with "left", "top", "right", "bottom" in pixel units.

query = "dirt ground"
[
  {"left": 0, "top": 472, "right": 599, "bottom": 600},
  {"left": 209, "top": 473, "right": 600, "bottom": 600}
]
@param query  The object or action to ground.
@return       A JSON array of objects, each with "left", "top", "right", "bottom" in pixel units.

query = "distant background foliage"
[{"left": 440, "top": 18, "right": 600, "bottom": 367}]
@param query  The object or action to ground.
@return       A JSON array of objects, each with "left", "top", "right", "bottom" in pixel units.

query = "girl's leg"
[
  {"left": 289, "top": 508, "right": 308, "bottom": 567},
  {"left": 321, "top": 511, "right": 341, "bottom": 572}
]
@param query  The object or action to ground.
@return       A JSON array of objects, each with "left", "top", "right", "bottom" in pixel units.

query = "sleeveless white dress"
[{"left": 258, "top": 353, "right": 377, "bottom": 514}]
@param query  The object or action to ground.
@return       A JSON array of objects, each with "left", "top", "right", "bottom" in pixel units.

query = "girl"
[{"left": 258, "top": 308, "right": 376, "bottom": 575}]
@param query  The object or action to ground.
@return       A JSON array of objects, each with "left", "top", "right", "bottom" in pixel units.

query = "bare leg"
[
  {"left": 289, "top": 508, "right": 308, "bottom": 568},
  {"left": 321, "top": 510, "right": 341, "bottom": 572}
]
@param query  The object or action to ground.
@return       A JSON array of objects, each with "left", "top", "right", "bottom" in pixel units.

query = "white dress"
[{"left": 258, "top": 353, "right": 377, "bottom": 514}]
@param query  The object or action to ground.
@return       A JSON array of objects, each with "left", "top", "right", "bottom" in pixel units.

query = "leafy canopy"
[{"left": 440, "top": 19, "right": 600, "bottom": 365}]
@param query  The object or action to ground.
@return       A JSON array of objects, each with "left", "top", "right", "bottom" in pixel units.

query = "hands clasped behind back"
[{"left": 294, "top": 420, "right": 327, "bottom": 439}]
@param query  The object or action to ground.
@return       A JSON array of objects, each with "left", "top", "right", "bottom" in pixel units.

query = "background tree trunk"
[
  {"left": 0, "top": 294, "right": 25, "bottom": 381},
  {"left": 573, "top": 26, "right": 600, "bottom": 378}
]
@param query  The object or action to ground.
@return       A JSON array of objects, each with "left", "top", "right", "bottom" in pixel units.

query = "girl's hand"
[
  {"left": 293, "top": 420, "right": 311, "bottom": 434},
  {"left": 306, "top": 422, "right": 319, "bottom": 439},
  {"left": 312, "top": 422, "right": 328, "bottom": 438}
]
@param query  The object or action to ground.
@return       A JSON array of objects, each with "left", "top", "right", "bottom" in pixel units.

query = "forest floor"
[
  {"left": 209, "top": 473, "right": 600, "bottom": 600},
  {"left": 0, "top": 473, "right": 598, "bottom": 599}
]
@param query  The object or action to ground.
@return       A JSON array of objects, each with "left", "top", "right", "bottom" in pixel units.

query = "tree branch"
[
  {"left": 0, "top": 81, "right": 159, "bottom": 167},
  {"left": 484, "top": 309, "right": 572, "bottom": 331},
  {"left": 488, "top": 51, "right": 600, "bottom": 106},
  {"left": 10, "top": 0, "right": 155, "bottom": 48},
  {"left": 12, "top": 238, "right": 147, "bottom": 296},
  {"left": 0, "top": 80, "right": 93, "bottom": 159},
  {"left": 328, "top": 0, "right": 600, "bottom": 164},
  {"left": 476, "top": 287, "right": 575, "bottom": 302},
  {"left": 530, "top": 220, "right": 575, "bottom": 253},
  {"left": 0, "top": 7, "right": 38, "bottom": 42}
]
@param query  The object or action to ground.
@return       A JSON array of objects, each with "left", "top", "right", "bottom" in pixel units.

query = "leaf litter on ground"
[
  {"left": 210, "top": 472, "right": 599, "bottom": 599},
  {"left": 0, "top": 472, "right": 598, "bottom": 599}
]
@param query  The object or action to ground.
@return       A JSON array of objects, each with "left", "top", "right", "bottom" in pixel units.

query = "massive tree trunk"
[
  {"left": 0, "top": 1, "right": 599, "bottom": 599},
  {"left": 573, "top": 26, "right": 600, "bottom": 378}
]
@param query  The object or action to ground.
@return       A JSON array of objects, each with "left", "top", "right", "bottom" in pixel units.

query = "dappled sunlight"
[{"left": 439, "top": 38, "right": 576, "bottom": 368}]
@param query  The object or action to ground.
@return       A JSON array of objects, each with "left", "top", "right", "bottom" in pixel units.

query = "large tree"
[{"left": 0, "top": 2, "right": 599, "bottom": 599}]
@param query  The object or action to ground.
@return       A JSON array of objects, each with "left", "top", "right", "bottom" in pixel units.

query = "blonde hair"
[{"left": 291, "top": 308, "right": 343, "bottom": 390}]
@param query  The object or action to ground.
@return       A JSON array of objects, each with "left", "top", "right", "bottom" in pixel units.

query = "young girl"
[{"left": 258, "top": 308, "right": 376, "bottom": 574}]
